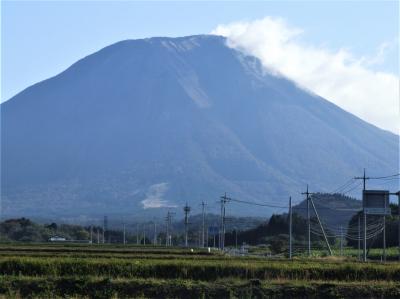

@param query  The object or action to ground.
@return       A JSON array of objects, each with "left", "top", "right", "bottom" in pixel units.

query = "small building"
[{"left": 49, "top": 235, "right": 66, "bottom": 242}]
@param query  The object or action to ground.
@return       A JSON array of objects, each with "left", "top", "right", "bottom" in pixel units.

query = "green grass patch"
[{"left": 1, "top": 256, "right": 399, "bottom": 281}]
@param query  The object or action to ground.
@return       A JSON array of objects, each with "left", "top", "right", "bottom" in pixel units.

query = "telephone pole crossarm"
[{"left": 354, "top": 168, "right": 370, "bottom": 190}]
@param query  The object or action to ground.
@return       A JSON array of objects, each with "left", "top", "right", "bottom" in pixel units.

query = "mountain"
[{"left": 1, "top": 35, "right": 398, "bottom": 219}]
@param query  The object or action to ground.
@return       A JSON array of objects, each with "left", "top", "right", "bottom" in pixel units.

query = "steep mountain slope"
[{"left": 1, "top": 35, "right": 398, "bottom": 218}]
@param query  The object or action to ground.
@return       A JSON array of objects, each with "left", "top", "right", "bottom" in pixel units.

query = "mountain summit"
[{"left": 2, "top": 35, "right": 398, "bottom": 218}]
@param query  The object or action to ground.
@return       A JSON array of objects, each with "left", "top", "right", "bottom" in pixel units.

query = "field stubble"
[{"left": 0, "top": 243, "right": 399, "bottom": 298}]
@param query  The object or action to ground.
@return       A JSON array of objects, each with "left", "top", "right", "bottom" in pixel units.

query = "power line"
[
  {"left": 229, "top": 198, "right": 288, "bottom": 209},
  {"left": 230, "top": 196, "right": 360, "bottom": 212},
  {"left": 214, "top": 172, "right": 398, "bottom": 213},
  {"left": 369, "top": 173, "right": 400, "bottom": 180},
  {"left": 341, "top": 181, "right": 363, "bottom": 195},
  {"left": 331, "top": 178, "right": 357, "bottom": 194}
]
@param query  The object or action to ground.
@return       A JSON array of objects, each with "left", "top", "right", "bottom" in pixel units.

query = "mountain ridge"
[{"left": 1, "top": 34, "right": 398, "bottom": 218}]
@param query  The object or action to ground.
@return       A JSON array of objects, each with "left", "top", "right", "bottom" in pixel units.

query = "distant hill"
[
  {"left": 1, "top": 35, "right": 398, "bottom": 218},
  {"left": 293, "top": 193, "right": 362, "bottom": 229},
  {"left": 224, "top": 193, "right": 362, "bottom": 246}
]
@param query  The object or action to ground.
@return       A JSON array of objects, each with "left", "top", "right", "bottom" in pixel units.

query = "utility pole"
[
  {"left": 383, "top": 210, "right": 386, "bottom": 262},
  {"left": 153, "top": 222, "right": 157, "bottom": 245},
  {"left": 363, "top": 209, "right": 367, "bottom": 262},
  {"left": 165, "top": 211, "right": 175, "bottom": 246},
  {"left": 310, "top": 195, "right": 333, "bottom": 255},
  {"left": 354, "top": 168, "right": 370, "bottom": 191},
  {"left": 355, "top": 168, "right": 370, "bottom": 262},
  {"left": 213, "top": 232, "right": 216, "bottom": 248},
  {"left": 389, "top": 192, "right": 400, "bottom": 261},
  {"left": 103, "top": 216, "right": 108, "bottom": 244},
  {"left": 198, "top": 229, "right": 201, "bottom": 247},
  {"left": 383, "top": 194, "right": 387, "bottom": 262},
  {"left": 201, "top": 201, "right": 206, "bottom": 248},
  {"left": 219, "top": 200, "right": 223, "bottom": 249},
  {"left": 102, "top": 220, "right": 105, "bottom": 244},
  {"left": 165, "top": 214, "right": 169, "bottom": 247},
  {"left": 302, "top": 185, "right": 313, "bottom": 256},
  {"left": 358, "top": 215, "right": 361, "bottom": 260},
  {"left": 183, "top": 203, "right": 191, "bottom": 247},
  {"left": 97, "top": 228, "right": 100, "bottom": 244},
  {"left": 397, "top": 191, "right": 400, "bottom": 262},
  {"left": 90, "top": 226, "right": 93, "bottom": 244},
  {"left": 136, "top": 224, "right": 139, "bottom": 245},
  {"left": 219, "top": 193, "right": 231, "bottom": 250},
  {"left": 169, "top": 212, "right": 174, "bottom": 246},
  {"left": 289, "top": 196, "right": 292, "bottom": 259},
  {"left": 143, "top": 224, "right": 146, "bottom": 245},
  {"left": 340, "top": 226, "right": 343, "bottom": 256},
  {"left": 205, "top": 224, "right": 209, "bottom": 247},
  {"left": 123, "top": 222, "right": 126, "bottom": 245},
  {"left": 235, "top": 229, "right": 238, "bottom": 249}
]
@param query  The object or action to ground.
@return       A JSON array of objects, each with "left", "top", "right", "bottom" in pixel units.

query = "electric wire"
[{"left": 369, "top": 173, "right": 400, "bottom": 180}]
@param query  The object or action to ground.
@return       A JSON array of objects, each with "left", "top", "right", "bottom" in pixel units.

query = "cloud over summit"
[{"left": 212, "top": 17, "right": 399, "bottom": 134}]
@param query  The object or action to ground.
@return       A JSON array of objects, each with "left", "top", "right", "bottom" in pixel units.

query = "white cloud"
[
  {"left": 211, "top": 17, "right": 399, "bottom": 134},
  {"left": 141, "top": 182, "right": 176, "bottom": 209}
]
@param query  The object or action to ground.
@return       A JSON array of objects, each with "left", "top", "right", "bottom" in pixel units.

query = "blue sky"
[{"left": 1, "top": 1, "right": 399, "bottom": 132}]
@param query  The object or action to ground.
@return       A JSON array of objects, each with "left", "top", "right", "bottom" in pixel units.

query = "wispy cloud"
[
  {"left": 141, "top": 183, "right": 176, "bottom": 209},
  {"left": 211, "top": 17, "right": 399, "bottom": 134}
]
